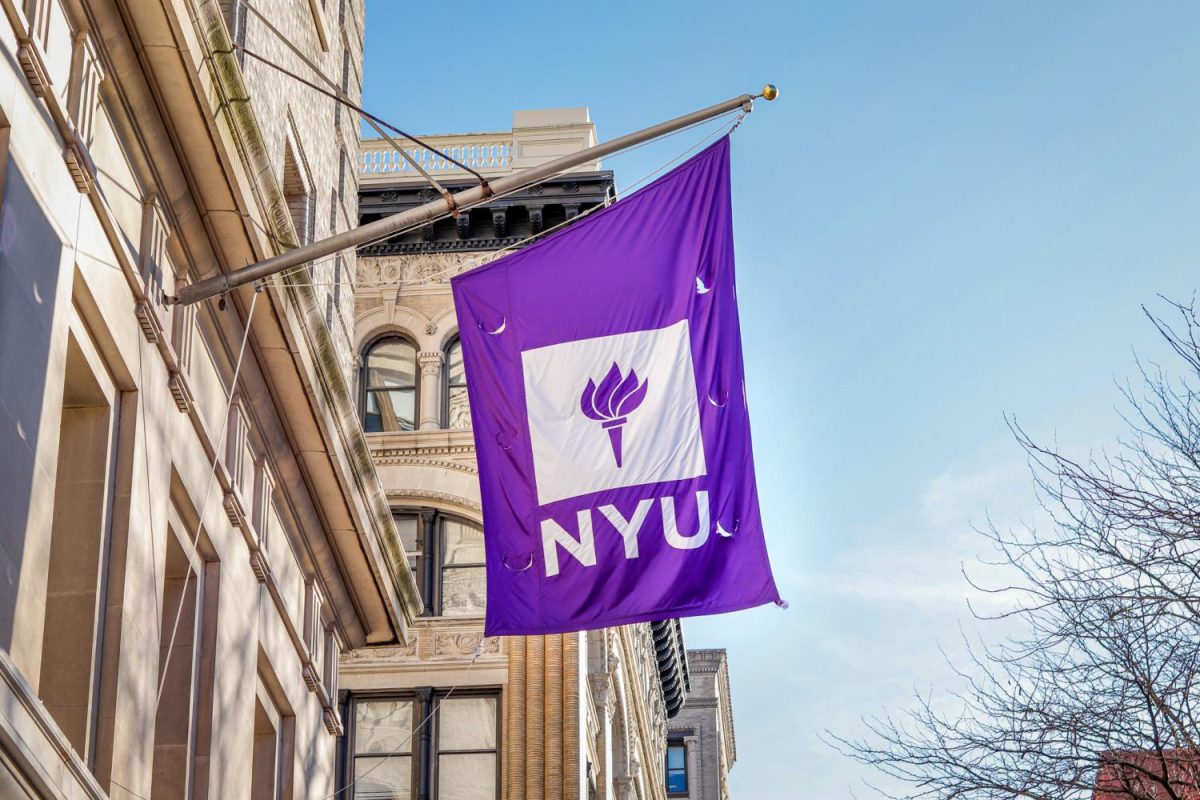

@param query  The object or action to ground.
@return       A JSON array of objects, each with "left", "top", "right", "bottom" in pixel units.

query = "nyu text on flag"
[{"left": 451, "top": 137, "right": 781, "bottom": 636}]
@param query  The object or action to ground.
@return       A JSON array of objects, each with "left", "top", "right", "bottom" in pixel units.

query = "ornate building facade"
[
  {"left": 343, "top": 109, "right": 696, "bottom": 800},
  {"left": 666, "top": 651, "right": 737, "bottom": 800},
  {"left": 0, "top": 0, "right": 419, "bottom": 797}
]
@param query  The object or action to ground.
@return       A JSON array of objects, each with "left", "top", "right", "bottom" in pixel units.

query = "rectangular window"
[
  {"left": 352, "top": 698, "right": 414, "bottom": 798},
  {"left": 666, "top": 742, "right": 688, "bottom": 795},
  {"left": 435, "top": 696, "right": 498, "bottom": 799},
  {"left": 439, "top": 518, "right": 485, "bottom": 617},
  {"left": 151, "top": 528, "right": 203, "bottom": 798},
  {"left": 250, "top": 680, "right": 294, "bottom": 800},
  {"left": 40, "top": 329, "right": 120, "bottom": 768},
  {"left": 348, "top": 692, "right": 499, "bottom": 800},
  {"left": 390, "top": 511, "right": 485, "bottom": 617}
]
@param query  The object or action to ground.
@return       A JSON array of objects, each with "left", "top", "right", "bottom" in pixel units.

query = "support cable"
[
  {"left": 323, "top": 644, "right": 487, "bottom": 800},
  {"left": 274, "top": 110, "right": 746, "bottom": 291},
  {"left": 236, "top": 1, "right": 488, "bottom": 198},
  {"left": 154, "top": 285, "right": 263, "bottom": 712}
]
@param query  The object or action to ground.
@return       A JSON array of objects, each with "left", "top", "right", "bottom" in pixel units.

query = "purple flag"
[{"left": 452, "top": 138, "right": 781, "bottom": 636}]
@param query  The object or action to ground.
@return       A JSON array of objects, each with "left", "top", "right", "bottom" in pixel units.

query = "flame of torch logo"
[{"left": 580, "top": 363, "right": 649, "bottom": 468}]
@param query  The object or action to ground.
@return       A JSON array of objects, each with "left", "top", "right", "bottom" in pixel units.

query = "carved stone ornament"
[
  {"left": 425, "top": 321, "right": 438, "bottom": 335},
  {"left": 418, "top": 351, "right": 444, "bottom": 376},
  {"left": 342, "top": 640, "right": 418, "bottom": 660},
  {"left": 433, "top": 631, "right": 500, "bottom": 657},
  {"left": 360, "top": 255, "right": 482, "bottom": 289}
]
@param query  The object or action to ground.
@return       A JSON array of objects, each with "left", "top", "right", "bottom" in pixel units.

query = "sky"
[{"left": 362, "top": 3, "right": 1200, "bottom": 797}]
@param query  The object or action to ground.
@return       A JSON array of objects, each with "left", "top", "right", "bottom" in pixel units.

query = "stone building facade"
[
  {"left": 665, "top": 651, "right": 737, "bottom": 800},
  {"left": 343, "top": 110, "right": 696, "bottom": 800},
  {"left": 0, "top": 0, "right": 418, "bottom": 798}
]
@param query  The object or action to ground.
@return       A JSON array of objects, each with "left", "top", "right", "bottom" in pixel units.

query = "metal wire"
[
  {"left": 322, "top": 645, "right": 487, "bottom": 800},
  {"left": 155, "top": 287, "right": 262, "bottom": 711},
  {"left": 277, "top": 110, "right": 746, "bottom": 292}
]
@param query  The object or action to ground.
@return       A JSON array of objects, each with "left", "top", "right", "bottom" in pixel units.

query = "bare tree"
[{"left": 833, "top": 300, "right": 1200, "bottom": 800}]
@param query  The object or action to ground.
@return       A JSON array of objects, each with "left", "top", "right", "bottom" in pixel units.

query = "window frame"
[
  {"left": 666, "top": 740, "right": 689, "bottom": 797},
  {"left": 361, "top": 334, "right": 420, "bottom": 433},
  {"left": 344, "top": 689, "right": 502, "bottom": 800},
  {"left": 437, "top": 516, "right": 486, "bottom": 618},
  {"left": 390, "top": 508, "right": 485, "bottom": 618},
  {"left": 441, "top": 335, "right": 469, "bottom": 430}
]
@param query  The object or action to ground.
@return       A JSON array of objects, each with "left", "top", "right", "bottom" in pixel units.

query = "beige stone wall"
[
  {"left": 237, "top": 0, "right": 363, "bottom": 383},
  {"left": 0, "top": 0, "right": 399, "bottom": 797},
  {"left": 668, "top": 650, "right": 736, "bottom": 800}
]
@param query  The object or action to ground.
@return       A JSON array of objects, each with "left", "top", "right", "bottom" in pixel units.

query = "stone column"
[
  {"left": 417, "top": 351, "right": 444, "bottom": 430},
  {"left": 684, "top": 735, "right": 701, "bottom": 800}
]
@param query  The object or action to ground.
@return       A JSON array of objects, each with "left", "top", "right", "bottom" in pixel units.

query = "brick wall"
[{"left": 237, "top": 0, "right": 364, "bottom": 383}]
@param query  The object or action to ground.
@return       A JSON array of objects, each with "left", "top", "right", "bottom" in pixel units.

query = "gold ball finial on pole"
[{"left": 760, "top": 84, "right": 779, "bottom": 101}]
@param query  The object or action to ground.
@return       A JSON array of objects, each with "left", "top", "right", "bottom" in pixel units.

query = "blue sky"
[{"left": 363, "top": 3, "right": 1200, "bottom": 796}]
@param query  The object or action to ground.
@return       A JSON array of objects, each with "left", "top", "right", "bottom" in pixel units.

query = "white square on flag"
[{"left": 521, "top": 319, "right": 708, "bottom": 505}]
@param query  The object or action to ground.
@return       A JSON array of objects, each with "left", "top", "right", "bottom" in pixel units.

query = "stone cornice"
[
  {"left": 138, "top": 0, "right": 419, "bottom": 642},
  {"left": 384, "top": 490, "right": 481, "bottom": 514}
]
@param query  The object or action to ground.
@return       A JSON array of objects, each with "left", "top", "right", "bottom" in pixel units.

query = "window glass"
[
  {"left": 437, "top": 753, "right": 495, "bottom": 800},
  {"left": 356, "top": 756, "right": 412, "bottom": 800},
  {"left": 392, "top": 513, "right": 422, "bottom": 575},
  {"left": 666, "top": 743, "right": 688, "bottom": 795},
  {"left": 442, "top": 520, "right": 485, "bottom": 565},
  {"left": 356, "top": 700, "right": 413, "bottom": 754},
  {"left": 364, "top": 338, "right": 417, "bottom": 432},
  {"left": 438, "top": 697, "right": 497, "bottom": 750},
  {"left": 352, "top": 694, "right": 498, "bottom": 800},
  {"left": 441, "top": 567, "right": 486, "bottom": 617},
  {"left": 444, "top": 338, "right": 470, "bottom": 430},
  {"left": 367, "top": 339, "right": 417, "bottom": 388},
  {"left": 441, "top": 519, "right": 485, "bottom": 617}
]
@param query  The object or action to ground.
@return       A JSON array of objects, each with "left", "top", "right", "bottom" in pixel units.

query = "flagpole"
[{"left": 171, "top": 85, "right": 779, "bottom": 306}]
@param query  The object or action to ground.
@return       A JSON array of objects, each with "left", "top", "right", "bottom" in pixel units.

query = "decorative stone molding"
[
  {"left": 342, "top": 639, "right": 418, "bottom": 661},
  {"left": 433, "top": 631, "right": 498, "bottom": 658},
  {"left": 62, "top": 140, "right": 95, "bottom": 193},
  {"left": 140, "top": 196, "right": 171, "bottom": 304},
  {"left": 17, "top": 42, "right": 49, "bottom": 97},
  {"left": 171, "top": 295, "right": 196, "bottom": 373},
  {"left": 383, "top": 489, "right": 481, "bottom": 513},
  {"left": 589, "top": 673, "right": 617, "bottom": 719},
  {"left": 424, "top": 321, "right": 438, "bottom": 335},
  {"left": 248, "top": 546, "right": 271, "bottom": 584},
  {"left": 417, "top": 350, "right": 444, "bottom": 376},
  {"left": 323, "top": 707, "right": 344, "bottom": 736},
  {"left": 222, "top": 490, "right": 247, "bottom": 529},
  {"left": 358, "top": 253, "right": 484, "bottom": 286},
  {"left": 302, "top": 662, "right": 321, "bottom": 693},
  {"left": 168, "top": 370, "right": 193, "bottom": 413},
  {"left": 68, "top": 30, "right": 104, "bottom": 148},
  {"left": 135, "top": 300, "right": 163, "bottom": 343},
  {"left": 370, "top": 454, "right": 478, "bottom": 474},
  {"left": 225, "top": 394, "right": 253, "bottom": 499}
]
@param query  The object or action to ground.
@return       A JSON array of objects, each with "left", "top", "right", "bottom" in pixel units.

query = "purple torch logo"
[{"left": 580, "top": 363, "right": 649, "bottom": 468}]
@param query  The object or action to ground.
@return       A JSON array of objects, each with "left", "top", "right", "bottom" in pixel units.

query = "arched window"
[
  {"left": 443, "top": 336, "right": 470, "bottom": 429},
  {"left": 362, "top": 336, "right": 417, "bottom": 432}
]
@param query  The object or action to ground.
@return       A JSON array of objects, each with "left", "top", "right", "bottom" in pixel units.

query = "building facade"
[
  {"left": 0, "top": 0, "right": 419, "bottom": 798},
  {"left": 343, "top": 110, "right": 696, "bottom": 800},
  {"left": 665, "top": 651, "right": 736, "bottom": 800}
]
